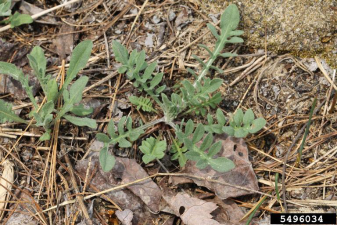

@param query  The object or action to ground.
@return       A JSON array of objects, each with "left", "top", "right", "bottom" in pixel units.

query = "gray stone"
[{"left": 199, "top": 0, "right": 336, "bottom": 66}]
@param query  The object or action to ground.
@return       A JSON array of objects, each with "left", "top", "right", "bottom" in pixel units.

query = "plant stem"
[{"left": 193, "top": 37, "right": 227, "bottom": 87}]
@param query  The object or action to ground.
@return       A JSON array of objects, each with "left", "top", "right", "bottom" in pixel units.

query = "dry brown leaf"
[
  {"left": 211, "top": 197, "right": 246, "bottom": 225},
  {"left": 52, "top": 22, "right": 75, "bottom": 59},
  {"left": 172, "top": 134, "right": 259, "bottom": 199},
  {"left": 76, "top": 145, "right": 162, "bottom": 223},
  {"left": 20, "top": 1, "right": 58, "bottom": 25},
  {"left": 116, "top": 209, "right": 133, "bottom": 225},
  {"left": 0, "top": 160, "right": 14, "bottom": 221},
  {"left": 163, "top": 193, "right": 220, "bottom": 225},
  {"left": 175, "top": 6, "right": 191, "bottom": 29}
]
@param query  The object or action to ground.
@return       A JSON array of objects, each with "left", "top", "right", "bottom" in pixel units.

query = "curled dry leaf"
[
  {"left": 163, "top": 193, "right": 220, "bottom": 225},
  {"left": 172, "top": 134, "right": 259, "bottom": 199},
  {"left": 0, "top": 160, "right": 14, "bottom": 221}
]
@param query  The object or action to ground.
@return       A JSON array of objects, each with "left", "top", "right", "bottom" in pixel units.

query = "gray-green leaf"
[
  {"left": 99, "top": 146, "right": 116, "bottom": 172},
  {"left": 0, "top": 99, "right": 27, "bottom": 124},
  {"left": 209, "top": 157, "right": 235, "bottom": 172},
  {"left": 70, "top": 104, "right": 93, "bottom": 116},
  {"left": 63, "top": 40, "right": 93, "bottom": 90},
  {"left": 63, "top": 114, "right": 97, "bottom": 129},
  {"left": 249, "top": 118, "right": 266, "bottom": 133},
  {"left": 9, "top": 12, "right": 33, "bottom": 28},
  {"left": 139, "top": 137, "right": 167, "bottom": 164}
]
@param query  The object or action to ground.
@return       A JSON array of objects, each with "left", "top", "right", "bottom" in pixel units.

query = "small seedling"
[
  {"left": 0, "top": 0, "right": 33, "bottom": 28},
  {"left": 222, "top": 109, "right": 266, "bottom": 138},
  {"left": 0, "top": 40, "right": 97, "bottom": 140}
]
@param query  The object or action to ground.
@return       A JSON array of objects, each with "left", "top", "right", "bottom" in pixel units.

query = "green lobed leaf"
[
  {"left": 233, "top": 109, "right": 243, "bottom": 126},
  {"left": 129, "top": 96, "right": 155, "bottom": 112},
  {"left": 192, "top": 54, "right": 206, "bottom": 68},
  {"left": 223, "top": 126, "right": 234, "bottom": 136},
  {"left": 207, "top": 141, "right": 222, "bottom": 157},
  {"left": 186, "top": 68, "right": 197, "bottom": 78},
  {"left": 46, "top": 79, "right": 58, "bottom": 102},
  {"left": 220, "top": 4, "right": 240, "bottom": 35},
  {"left": 192, "top": 124, "right": 205, "bottom": 144},
  {"left": 63, "top": 40, "right": 93, "bottom": 90},
  {"left": 107, "top": 118, "right": 115, "bottom": 138},
  {"left": 155, "top": 85, "right": 166, "bottom": 94},
  {"left": 70, "top": 104, "right": 93, "bottom": 116},
  {"left": 227, "top": 37, "right": 244, "bottom": 43},
  {"left": 0, "top": 62, "right": 24, "bottom": 80},
  {"left": 118, "top": 138, "right": 132, "bottom": 148},
  {"left": 205, "top": 78, "right": 223, "bottom": 93},
  {"left": 209, "top": 65, "right": 224, "bottom": 74},
  {"left": 134, "top": 50, "right": 146, "bottom": 73},
  {"left": 112, "top": 41, "right": 129, "bottom": 65},
  {"left": 63, "top": 114, "right": 97, "bottom": 129},
  {"left": 117, "top": 116, "right": 126, "bottom": 135},
  {"left": 185, "top": 150, "right": 201, "bottom": 161},
  {"left": 199, "top": 133, "right": 213, "bottom": 151},
  {"left": 249, "top": 118, "right": 266, "bottom": 133},
  {"left": 230, "top": 30, "right": 244, "bottom": 36},
  {"left": 59, "top": 76, "right": 89, "bottom": 118},
  {"left": 234, "top": 127, "right": 249, "bottom": 138},
  {"left": 99, "top": 145, "right": 116, "bottom": 172},
  {"left": 196, "top": 159, "right": 208, "bottom": 169},
  {"left": 0, "top": 0, "right": 11, "bottom": 17},
  {"left": 68, "top": 76, "right": 89, "bottom": 104},
  {"left": 206, "top": 23, "right": 220, "bottom": 40},
  {"left": 181, "top": 80, "right": 195, "bottom": 96},
  {"left": 9, "top": 12, "right": 33, "bottom": 28},
  {"left": 216, "top": 108, "right": 226, "bottom": 125},
  {"left": 149, "top": 73, "right": 163, "bottom": 89},
  {"left": 27, "top": 46, "right": 47, "bottom": 86},
  {"left": 0, "top": 62, "right": 38, "bottom": 108},
  {"left": 219, "top": 52, "right": 238, "bottom": 58},
  {"left": 139, "top": 137, "right": 167, "bottom": 164},
  {"left": 0, "top": 99, "right": 27, "bottom": 124},
  {"left": 96, "top": 133, "right": 111, "bottom": 143},
  {"left": 170, "top": 139, "right": 188, "bottom": 167},
  {"left": 243, "top": 109, "right": 254, "bottom": 125},
  {"left": 39, "top": 130, "right": 51, "bottom": 141},
  {"left": 209, "top": 157, "right": 235, "bottom": 172},
  {"left": 198, "top": 44, "right": 214, "bottom": 57}
]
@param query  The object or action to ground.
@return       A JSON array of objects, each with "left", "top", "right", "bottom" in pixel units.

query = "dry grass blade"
[{"left": 0, "top": 160, "right": 14, "bottom": 221}]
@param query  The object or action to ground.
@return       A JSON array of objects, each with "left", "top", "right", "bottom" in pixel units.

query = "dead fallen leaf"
[
  {"left": 175, "top": 6, "right": 191, "bottom": 29},
  {"left": 172, "top": 134, "right": 259, "bottom": 199},
  {"left": 52, "top": 22, "right": 75, "bottom": 59},
  {"left": 6, "top": 192, "right": 41, "bottom": 225},
  {"left": 0, "top": 72, "right": 40, "bottom": 100},
  {"left": 211, "top": 197, "right": 246, "bottom": 225},
  {"left": 76, "top": 143, "right": 162, "bottom": 223},
  {"left": 20, "top": 1, "right": 58, "bottom": 25},
  {"left": 163, "top": 193, "right": 220, "bottom": 225},
  {"left": 116, "top": 209, "right": 133, "bottom": 225},
  {"left": 0, "top": 40, "right": 16, "bottom": 61}
]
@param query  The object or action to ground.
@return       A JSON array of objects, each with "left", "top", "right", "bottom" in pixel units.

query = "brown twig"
[{"left": 60, "top": 142, "right": 93, "bottom": 225}]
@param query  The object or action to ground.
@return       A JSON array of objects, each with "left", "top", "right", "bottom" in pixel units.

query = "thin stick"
[
  {"left": 61, "top": 143, "right": 93, "bottom": 224},
  {"left": 38, "top": 172, "right": 306, "bottom": 215},
  {"left": 0, "top": 0, "right": 82, "bottom": 33}
]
